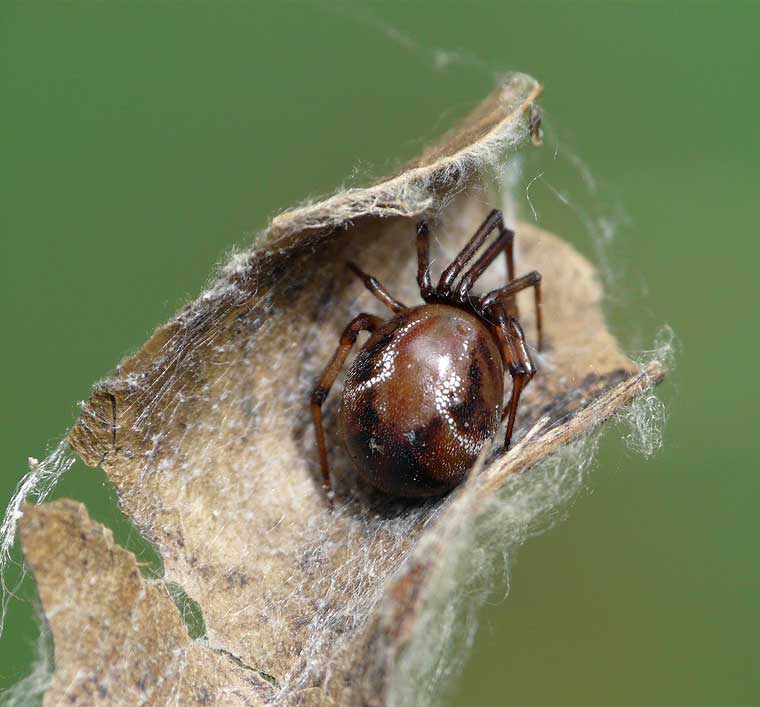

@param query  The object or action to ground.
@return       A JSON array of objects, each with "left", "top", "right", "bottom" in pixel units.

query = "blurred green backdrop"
[{"left": 1, "top": 2, "right": 757, "bottom": 705}]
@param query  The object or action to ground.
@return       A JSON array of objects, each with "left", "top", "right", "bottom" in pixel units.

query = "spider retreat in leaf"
[{"left": 311, "top": 209, "right": 543, "bottom": 501}]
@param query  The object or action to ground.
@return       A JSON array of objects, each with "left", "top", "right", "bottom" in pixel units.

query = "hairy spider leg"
[
  {"left": 347, "top": 262, "right": 407, "bottom": 314},
  {"left": 437, "top": 209, "right": 511, "bottom": 295},
  {"left": 480, "top": 271, "right": 543, "bottom": 352},
  {"left": 489, "top": 304, "right": 536, "bottom": 449},
  {"left": 311, "top": 313, "right": 385, "bottom": 502},
  {"left": 415, "top": 221, "right": 433, "bottom": 299}
]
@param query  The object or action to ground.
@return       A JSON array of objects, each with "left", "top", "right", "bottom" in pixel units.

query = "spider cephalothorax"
[{"left": 311, "top": 209, "right": 543, "bottom": 501}]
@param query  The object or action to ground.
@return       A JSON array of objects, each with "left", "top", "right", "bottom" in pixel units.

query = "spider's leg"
[
  {"left": 480, "top": 271, "right": 543, "bottom": 351},
  {"left": 437, "top": 209, "right": 509, "bottom": 295},
  {"left": 455, "top": 224, "right": 516, "bottom": 302},
  {"left": 347, "top": 262, "right": 406, "bottom": 314},
  {"left": 488, "top": 303, "right": 536, "bottom": 449},
  {"left": 311, "top": 313, "right": 385, "bottom": 505},
  {"left": 415, "top": 221, "right": 434, "bottom": 300}
]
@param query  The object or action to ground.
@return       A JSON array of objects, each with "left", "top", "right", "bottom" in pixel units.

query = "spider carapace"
[{"left": 311, "top": 209, "right": 543, "bottom": 501}]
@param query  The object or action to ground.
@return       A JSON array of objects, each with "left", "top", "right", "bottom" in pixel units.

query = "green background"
[{"left": 1, "top": 2, "right": 757, "bottom": 704}]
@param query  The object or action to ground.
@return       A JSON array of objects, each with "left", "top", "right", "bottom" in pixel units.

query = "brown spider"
[{"left": 311, "top": 209, "right": 543, "bottom": 500}]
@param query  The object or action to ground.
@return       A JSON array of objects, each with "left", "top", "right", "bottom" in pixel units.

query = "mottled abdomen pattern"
[{"left": 339, "top": 304, "right": 504, "bottom": 497}]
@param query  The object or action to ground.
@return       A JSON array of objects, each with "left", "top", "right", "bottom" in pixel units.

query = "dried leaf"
[
  {"left": 18, "top": 73, "right": 667, "bottom": 706},
  {"left": 19, "top": 499, "right": 273, "bottom": 705}
]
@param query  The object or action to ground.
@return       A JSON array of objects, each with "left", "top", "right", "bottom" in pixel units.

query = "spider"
[{"left": 311, "top": 209, "right": 543, "bottom": 500}]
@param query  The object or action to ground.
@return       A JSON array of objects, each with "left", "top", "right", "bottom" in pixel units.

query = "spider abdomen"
[{"left": 339, "top": 304, "right": 504, "bottom": 497}]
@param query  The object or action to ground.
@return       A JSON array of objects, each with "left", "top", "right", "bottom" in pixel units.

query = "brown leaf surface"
[
  {"left": 19, "top": 73, "right": 666, "bottom": 706},
  {"left": 19, "top": 499, "right": 274, "bottom": 705}
]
